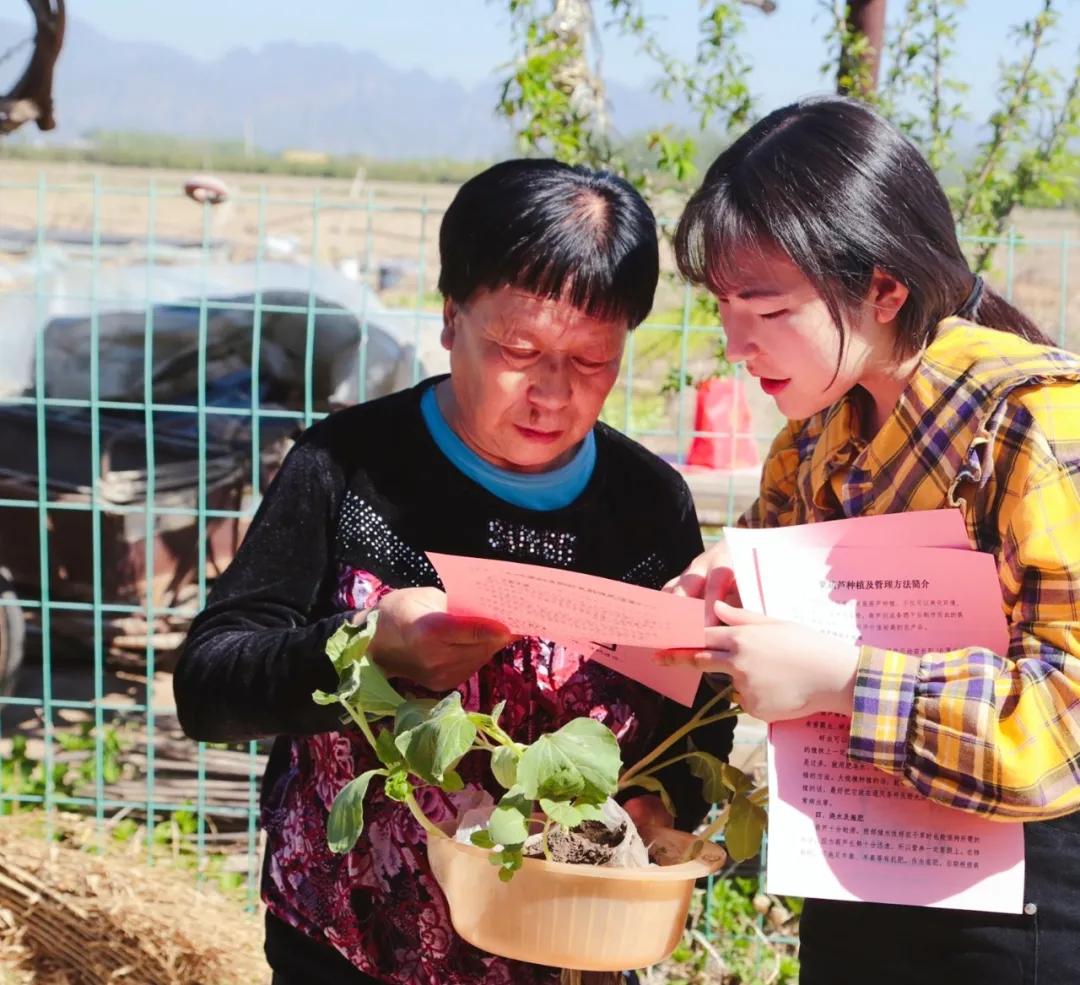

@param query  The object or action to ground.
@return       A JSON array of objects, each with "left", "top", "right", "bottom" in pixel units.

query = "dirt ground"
[{"left": 0, "top": 160, "right": 454, "bottom": 305}]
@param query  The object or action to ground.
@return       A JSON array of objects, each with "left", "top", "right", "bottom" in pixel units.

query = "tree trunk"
[
  {"left": 837, "top": 0, "right": 887, "bottom": 96},
  {"left": 0, "top": 0, "right": 66, "bottom": 134}
]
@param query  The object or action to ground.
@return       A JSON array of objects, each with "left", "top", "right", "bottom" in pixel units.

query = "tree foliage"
[
  {"left": 497, "top": 0, "right": 758, "bottom": 191},
  {"left": 497, "top": 0, "right": 1080, "bottom": 270}
]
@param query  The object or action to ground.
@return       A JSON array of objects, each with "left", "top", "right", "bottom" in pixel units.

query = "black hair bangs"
[
  {"left": 504, "top": 188, "right": 657, "bottom": 327},
  {"left": 439, "top": 160, "right": 659, "bottom": 329},
  {"left": 675, "top": 162, "right": 852, "bottom": 326},
  {"left": 675, "top": 176, "right": 781, "bottom": 299}
]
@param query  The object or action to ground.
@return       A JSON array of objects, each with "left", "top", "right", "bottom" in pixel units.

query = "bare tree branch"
[{"left": 0, "top": 0, "right": 66, "bottom": 135}]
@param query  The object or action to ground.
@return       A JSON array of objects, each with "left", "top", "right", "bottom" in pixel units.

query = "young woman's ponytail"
[{"left": 963, "top": 277, "right": 1054, "bottom": 346}]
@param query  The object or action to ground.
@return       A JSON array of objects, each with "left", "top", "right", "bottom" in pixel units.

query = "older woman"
[{"left": 175, "top": 159, "right": 731, "bottom": 985}]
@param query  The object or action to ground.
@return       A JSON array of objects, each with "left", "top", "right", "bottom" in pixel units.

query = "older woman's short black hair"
[{"left": 437, "top": 159, "right": 659, "bottom": 329}]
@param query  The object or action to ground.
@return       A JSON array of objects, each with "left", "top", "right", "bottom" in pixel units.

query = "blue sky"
[{"left": 59, "top": 1, "right": 1080, "bottom": 120}]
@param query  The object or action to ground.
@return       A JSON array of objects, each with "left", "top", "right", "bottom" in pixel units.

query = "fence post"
[{"left": 143, "top": 176, "right": 159, "bottom": 858}]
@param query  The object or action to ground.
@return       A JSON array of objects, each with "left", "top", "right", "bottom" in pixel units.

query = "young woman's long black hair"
[{"left": 674, "top": 96, "right": 1053, "bottom": 356}]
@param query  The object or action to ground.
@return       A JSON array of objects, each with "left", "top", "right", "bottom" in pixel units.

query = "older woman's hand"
[
  {"left": 362, "top": 587, "right": 513, "bottom": 692},
  {"left": 657, "top": 600, "right": 859, "bottom": 722}
]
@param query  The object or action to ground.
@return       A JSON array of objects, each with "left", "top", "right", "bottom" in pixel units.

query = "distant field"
[{"left": 0, "top": 160, "right": 454, "bottom": 301}]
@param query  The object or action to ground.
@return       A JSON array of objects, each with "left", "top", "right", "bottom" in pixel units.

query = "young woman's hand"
[
  {"left": 663, "top": 541, "right": 741, "bottom": 621},
  {"left": 657, "top": 600, "right": 859, "bottom": 722},
  {"left": 360, "top": 587, "right": 513, "bottom": 692}
]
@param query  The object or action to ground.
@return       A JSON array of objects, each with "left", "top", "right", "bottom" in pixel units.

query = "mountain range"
[{"left": 0, "top": 17, "right": 696, "bottom": 159}]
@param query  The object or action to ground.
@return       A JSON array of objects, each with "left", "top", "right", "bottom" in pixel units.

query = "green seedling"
[{"left": 314, "top": 613, "right": 766, "bottom": 879}]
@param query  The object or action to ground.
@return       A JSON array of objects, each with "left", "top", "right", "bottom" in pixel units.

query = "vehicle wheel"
[{"left": 0, "top": 567, "right": 25, "bottom": 697}]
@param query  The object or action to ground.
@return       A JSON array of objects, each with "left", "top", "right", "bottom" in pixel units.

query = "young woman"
[
  {"left": 662, "top": 96, "right": 1080, "bottom": 985},
  {"left": 175, "top": 158, "right": 731, "bottom": 985}
]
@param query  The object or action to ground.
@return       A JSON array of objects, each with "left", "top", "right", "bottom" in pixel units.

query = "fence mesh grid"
[{"left": 0, "top": 172, "right": 1074, "bottom": 963}]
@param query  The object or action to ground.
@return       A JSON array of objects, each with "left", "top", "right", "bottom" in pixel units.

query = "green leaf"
[
  {"left": 470, "top": 830, "right": 496, "bottom": 849},
  {"left": 621, "top": 774, "right": 677, "bottom": 820},
  {"left": 311, "top": 659, "right": 361, "bottom": 708},
  {"left": 325, "top": 618, "right": 372, "bottom": 672},
  {"left": 516, "top": 717, "right": 620, "bottom": 804},
  {"left": 720, "top": 763, "right": 754, "bottom": 797},
  {"left": 539, "top": 797, "right": 583, "bottom": 828},
  {"left": 374, "top": 728, "right": 404, "bottom": 770},
  {"left": 686, "top": 748, "right": 736, "bottom": 803},
  {"left": 497, "top": 845, "right": 524, "bottom": 882},
  {"left": 320, "top": 614, "right": 404, "bottom": 718},
  {"left": 352, "top": 661, "right": 405, "bottom": 720},
  {"left": 326, "top": 769, "right": 384, "bottom": 853},
  {"left": 521, "top": 751, "right": 584, "bottom": 800},
  {"left": 488, "top": 788, "right": 531, "bottom": 847},
  {"left": 489, "top": 807, "right": 530, "bottom": 848},
  {"left": 394, "top": 698, "right": 439, "bottom": 735},
  {"left": 574, "top": 801, "right": 604, "bottom": 823},
  {"left": 490, "top": 746, "right": 519, "bottom": 790},
  {"left": 468, "top": 698, "right": 507, "bottom": 734},
  {"left": 441, "top": 769, "right": 465, "bottom": 793},
  {"left": 724, "top": 794, "right": 767, "bottom": 863},
  {"left": 383, "top": 769, "right": 411, "bottom": 803},
  {"left": 394, "top": 692, "right": 477, "bottom": 786}
]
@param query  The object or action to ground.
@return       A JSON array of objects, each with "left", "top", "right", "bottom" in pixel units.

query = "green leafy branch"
[
  {"left": 497, "top": 0, "right": 617, "bottom": 170},
  {"left": 499, "top": 1, "right": 764, "bottom": 192},
  {"left": 955, "top": 8, "right": 1078, "bottom": 268},
  {"left": 820, "top": 0, "right": 1077, "bottom": 270},
  {"left": 821, "top": 0, "right": 880, "bottom": 101},
  {"left": 610, "top": 0, "right": 755, "bottom": 188},
  {"left": 874, "top": 0, "right": 968, "bottom": 174}
]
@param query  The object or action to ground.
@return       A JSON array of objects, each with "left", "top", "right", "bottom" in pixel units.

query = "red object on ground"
[
  {"left": 685, "top": 376, "right": 760, "bottom": 470},
  {"left": 183, "top": 174, "right": 229, "bottom": 205}
]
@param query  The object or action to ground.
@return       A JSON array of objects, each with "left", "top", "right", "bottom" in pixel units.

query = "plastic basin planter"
[{"left": 427, "top": 827, "right": 726, "bottom": 972}]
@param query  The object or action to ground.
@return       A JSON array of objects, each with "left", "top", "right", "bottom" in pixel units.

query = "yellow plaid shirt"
[{"left": 742, "top": 318, "right": 1080, "bottom": 819}]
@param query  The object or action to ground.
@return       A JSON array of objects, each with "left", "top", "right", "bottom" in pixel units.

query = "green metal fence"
[{"left": 0, "top": 171, "right": 1074, "bottom": 969}]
